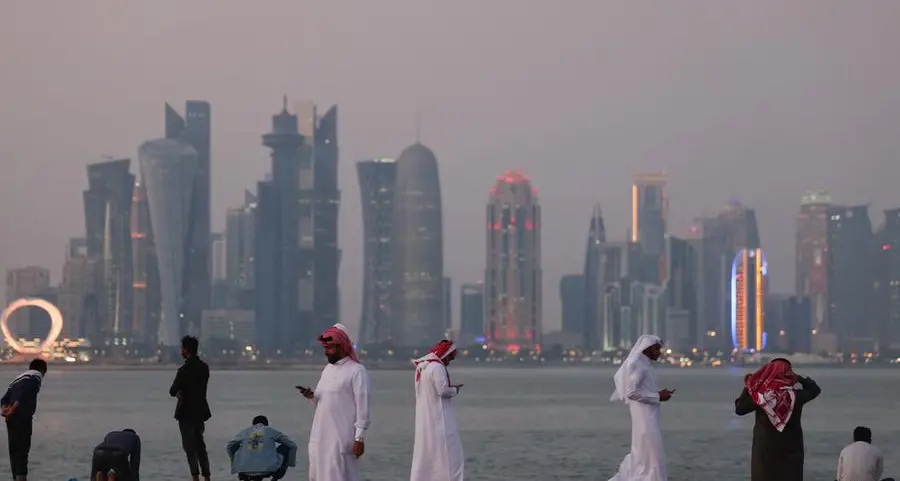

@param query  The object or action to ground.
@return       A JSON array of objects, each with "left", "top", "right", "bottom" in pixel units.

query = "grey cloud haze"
[{"left": 2, "top": 1, "right": 899, "bottom": 335}]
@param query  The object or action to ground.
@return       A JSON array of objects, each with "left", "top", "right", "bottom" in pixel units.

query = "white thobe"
[
  {"left": 837, "top": 441, "right": 884, "bottom": 481},
  {"left": 308, "top": 357, "right": 371, "bottom": 481},
  {"left": 609, "top": 357, "right": 667, "bottom": 481},
  {"left": 410, "top": 362, "right": 464, "bottom": 481}
]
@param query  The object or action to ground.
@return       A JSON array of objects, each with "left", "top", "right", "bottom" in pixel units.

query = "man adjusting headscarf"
[
  {"left": 607, "top": 334, "right": 672, "bottom": 481},
  {"left": 734, "top": 358, "right": 821, "bottom": 481},
  {"left": 744, "top": 358, "right": 798, "bottom": 432},
  {"left": 410, "top": 340, "right": 464, "bottom": 481},
  {"left": 303, "top": 323, "right": 371, "bottom": 481}
]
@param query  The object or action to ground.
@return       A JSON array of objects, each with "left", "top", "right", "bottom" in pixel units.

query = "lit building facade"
[
  {"left": 356, "top": 158, "right": 397, "bottom": 345},
  {"left": 731, "top": 248, "right": 768, "bottom": 351},
  {"left": 130, "top": 180, "right": 160, "bottom": 344},
  {"left": 484, "top": 170, "right": 541, "bottom": 351}
]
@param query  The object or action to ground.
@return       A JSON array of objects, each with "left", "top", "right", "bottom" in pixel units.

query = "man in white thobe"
[
  {"left": 836, "top": 426, "right": 891, "bottom": 481},
  {"left": 608, "top": 334, "right": 674, "bottom": 481},
  {"left": 410, "top": 340, "right": 464, "bottom": 481},
  {"left": 298, "top": 323, "right": 371, "bottom": 481}
]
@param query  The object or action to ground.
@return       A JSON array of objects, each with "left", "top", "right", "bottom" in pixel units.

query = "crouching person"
[
  {"left": 227, "top": 415, "right": 297, "bottom": 481},
  {"left": 91, "top": 428, "right": 141, "bottom": 481}
]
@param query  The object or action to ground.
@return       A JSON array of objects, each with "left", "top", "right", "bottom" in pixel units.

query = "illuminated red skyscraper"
[
  {"left": 732, "top": 248, "right": 767, "bottom": 351},
  {"left": 484, "top": 170, "right": 542, "bottom": 352}
]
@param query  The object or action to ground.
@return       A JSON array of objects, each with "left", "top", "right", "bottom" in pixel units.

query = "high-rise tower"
[
  {"left": 795, "top": 191, "right": 832, "bottom": 351},
  {"left": 484, "top": 170, "right": 542, "bottom": 352},
  {"left": 138, "top": 139, "right": 198, "bottom": 347},
  {"left": 83, "top": 158, "right": 135, "bottom": 344},
  {"left": 731, "top": 248, "right": 768, "bottom": 351},
  {"left": 582, "top": 204, "right": 607, "bottom": 351},
  {"left": 631, "top": 173, "right": 667, "bottom": 283},
  {"left": 827, "top": 205, "right": 875, "bottom": 353},
  {"left": 255, "top": 99, "right": 306, "bottom": 354},
  {"left": 875, "top": 208, "right": 900, "bottom": 353},
  {"left": 357, "top": 158, "right": 397, "bottom": 345},
  {"left": 390, "top": 143, "right": 444, "bottom": 348},
  {"left": 164, "top": 101, "right": 211, "bottom": 336},
  {"left": 225, "top": 191, "right": 257, "bottom": 290},
  {"left": 130, "top": 178, "right": 160, "bottom": 344}
]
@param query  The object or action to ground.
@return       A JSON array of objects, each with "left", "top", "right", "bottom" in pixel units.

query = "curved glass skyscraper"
[
  {"left": 357, "top": 158, "right": 397, "bottom": 345},
  {"left": 138, "top": 138, "right": 199, "bottom": 347},
  {"left": 390, "top": 143, "right": 443, "bottom": 348}
]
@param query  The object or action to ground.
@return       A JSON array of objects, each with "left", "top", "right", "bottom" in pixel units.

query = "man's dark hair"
[
  {"left": 181, "top": 335, "right": 199, "bottom": 356},
  {"left": 122, "top": 428, "right": 136, "bottom": 434},
  {"left": 854, "top": 426, "right": 872, "bottom": 443},
  {"left": 252, "top": 415, "right": 269, "bottom": 426},
  {"left": 29, "top": 358, "right": 48, "bottom": 374}
]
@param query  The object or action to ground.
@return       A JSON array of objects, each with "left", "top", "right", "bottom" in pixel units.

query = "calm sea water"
[{"left": 0, "top": 365, "right": 897, "bottom": 480}]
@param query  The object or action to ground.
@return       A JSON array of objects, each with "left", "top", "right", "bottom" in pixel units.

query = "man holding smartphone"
[
  {"left": 607, "top": 334, "right": 673, "bottom": 481},
  {"left": 298, "top": 323, "right": 371, "bottom": 481}
]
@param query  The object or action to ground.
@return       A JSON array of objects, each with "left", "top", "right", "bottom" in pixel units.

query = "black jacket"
[
  {"left": 99, "top": 430, "right": 142, "bottom": 481},
  {"left": 169, "top": 356, "right": 211, "bottom": 422},
  {"left": 1, "top": 370, "right": 42, "bottom": 419}
]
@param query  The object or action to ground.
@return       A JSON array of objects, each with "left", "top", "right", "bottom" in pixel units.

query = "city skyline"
[{"left": 3, "top": 1, "right": 900, "bottom": 339}]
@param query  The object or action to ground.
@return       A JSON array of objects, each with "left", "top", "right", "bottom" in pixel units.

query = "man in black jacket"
[
  {"left": 169, "top": 335, "right": 212, "bottom": 481},
  {"left": 91, "top": 428, "right": 141, "bottom": 481},
  {"left": 1, "top": 358, "right": 48, "bottom": 481}
]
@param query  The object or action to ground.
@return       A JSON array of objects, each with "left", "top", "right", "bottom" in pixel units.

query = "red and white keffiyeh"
[
  {"left": 745, "top": 358, "right": 798, "bottom": 432},
  {"left": 412, "top": 340, "right": 456, "bottom": 382}
]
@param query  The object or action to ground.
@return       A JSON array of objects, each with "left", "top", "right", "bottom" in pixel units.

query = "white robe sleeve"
[
  {"left": 875, "top": 448, "right": 884, "bottom": 480},
  {"left": 430, "top": 364, "right": 458, "bottom": 398},
  {"left": 625, "top": 364, "right": 660, "bottom": 405},
  {"left": 352, "top": 367, "right": 371, "bottom": 440},
  {"left": 836, "top": 449, "right": 844, "bottom": 481}
]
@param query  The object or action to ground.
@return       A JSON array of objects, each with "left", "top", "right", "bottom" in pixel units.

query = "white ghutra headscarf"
[{"left": 610, "top": 334, "right": 663, "bottom": 403}]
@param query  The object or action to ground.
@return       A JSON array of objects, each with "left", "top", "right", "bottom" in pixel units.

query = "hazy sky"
[{"left": 2, "top": 1, "right": 899, "bottom": 337}]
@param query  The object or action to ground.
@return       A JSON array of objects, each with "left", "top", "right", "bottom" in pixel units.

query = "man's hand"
[
  {"left": 1, "top": 401, "right": 18, "bottom": 418},
  {"left": 451, "top": 384, "right": 464, "bottom": 391},
  {"left": 659, "top": 389, "right": 675, "bottom": 402},
  {"left": 298, "top": 387, "right": 315, "bottom": 400},
  {"left": 353, "top": 440, "right": 365, "bottom": 458}
]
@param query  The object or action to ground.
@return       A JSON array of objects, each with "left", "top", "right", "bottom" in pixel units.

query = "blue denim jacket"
[{"left": 226, "top": 424, "right": 298, "bottom": 475}]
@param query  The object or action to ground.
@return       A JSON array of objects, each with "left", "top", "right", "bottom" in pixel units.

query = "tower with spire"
[{"left": 255, "top": 98, "right": 307, "bottom": 354}]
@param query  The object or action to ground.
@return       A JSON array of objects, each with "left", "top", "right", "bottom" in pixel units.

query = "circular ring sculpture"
[{"left": 0, "top": 297, "right": 64, "bottom": 355}]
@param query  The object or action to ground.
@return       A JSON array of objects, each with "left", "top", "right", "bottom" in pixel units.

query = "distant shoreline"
[{"left": 0, "top": 360, "right": 891, "bottom": 370}]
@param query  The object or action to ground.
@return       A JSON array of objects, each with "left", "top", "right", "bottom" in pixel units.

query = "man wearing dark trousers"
[
  {"left": 169, "top": 335, "right": 212, "bottom": 481},
  {"left": 1, "top": 358, "right": 48, "bottom": 481},
  {"left": 91, "top": 428, "right": 141, "bottom": 481}
]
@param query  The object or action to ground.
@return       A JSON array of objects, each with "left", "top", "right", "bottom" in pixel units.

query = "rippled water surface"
[{"left": 1, "top": 365, "right": 898, "bottom": 480}]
